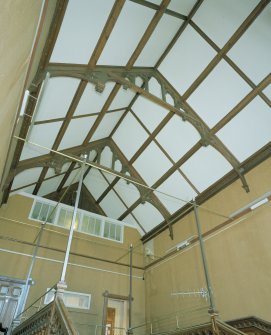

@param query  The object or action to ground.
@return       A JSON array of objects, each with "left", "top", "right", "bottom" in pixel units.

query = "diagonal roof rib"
[
  {"left": 2, "top": 0, "right": 270, "bottom": 240},
  {"left": 32, "top": 0, "right": 126, "bottom": 195},
  {"left": 182, "top": 0, "right": 269, "bottom": 101},
  {"left": 0, "top": 0, "right": 68, "bottom": 205},
  {"left": 44, "top": 0, "right": 172, "bottom": 204}
]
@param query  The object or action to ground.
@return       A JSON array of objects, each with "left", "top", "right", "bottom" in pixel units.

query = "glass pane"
[
  {"left": 40, "top": 204, "right": 49, "bottom": 221},
  {"left": 65, "top": 210, "right": 73, "bottom": 229},
  {"left": 47, "top": 205, "right": 56, "bottom": 223},
  {"left": 81, "top": 215, "right": 89, "bottom": 233},
  {"left": 109, "top": 223, "right": 116, "bottom": 239},
  {"left": 32, "top": 202, "right": 42, "bottom": 219},
  {"left": 116, "top": 225, "right": 121, "bottom": 241},
  {"left": 58, "top": 209, "right": 66, "bottom": 227},
  {"left": 104, "top": 222, "right": 110, "bottom": 238},
  {"left": 94, "top": 220, "right": 101, "bottom": 236}
]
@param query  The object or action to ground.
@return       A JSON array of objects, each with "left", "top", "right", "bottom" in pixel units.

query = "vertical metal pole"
[
  {"left": 193, "top": 202, "right": 216, "bottom": 313},
  {"left": 60, "top": 155, "right": 87, "bottom": 283},
  {"left": 128, "top": 244, "right": 133, "bottom": 334},
  {"left": 15, "top": 224, "right": 44, "bottom": 318}
]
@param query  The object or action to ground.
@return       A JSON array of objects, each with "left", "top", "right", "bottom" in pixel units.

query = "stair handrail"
[
  {"left": 15, "top": 283, "right": 57, "bottom": 321},
  {"left": 216, "top": 319, "right": 247, "bottom": 335}
]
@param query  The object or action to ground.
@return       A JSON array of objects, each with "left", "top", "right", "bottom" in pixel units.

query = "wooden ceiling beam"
[
  {"left": 130, "top": 109, "right": 200, "bottom": 194},
  {"left": 1, "top": 0, "right": 68, "bottom": 205},
  {"left": 189, "top": 20, "right": 271, "bottom": 108},
  {"left": 155, "top": 0, "right": 204, "bottom": 68},
  {"left": 99, "top": 170, "right": 147, "bottom": 234},
  {"left": 142, "top": 142, "right": 271, "bottom": 243},
  {"left": 129, "top": 0, "right": 187, "bottom": 20},
  {"left": 117, "top": 142, "right": 201, "bottom": 220},
  {"left": 32, "top": 0, "right": 126, "bottom": 195},
  {"left": 182, "top": 0, "right": 269, "bottom": 100},
  {"left": 211, "top": 74, "right": 271, "bottom": 134}
]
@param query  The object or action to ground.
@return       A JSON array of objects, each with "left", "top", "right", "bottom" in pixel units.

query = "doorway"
[{"left": 106, "top": 298, "right": 127, "bottom": 335}]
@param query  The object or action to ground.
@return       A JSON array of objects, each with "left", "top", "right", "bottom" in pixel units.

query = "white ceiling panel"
[
  {"left": 187, "top": 60, "right": 251, "bottom": 127},
  {"left": 74, "top": 82, "right": 115, "bottom": 116},
  {"left": 113, "top": 112, "right": 149, "bottom": 160},
  {"left": 228, "top": 5, "right": 271, "bottom": 84},
  {"left": 148, "top": 77, "right": 163, "bottom": 99},
  {"left": 134, "top": 142, "right": 172, "bottom": 186},
  {"left": 12, "top": 168, "right": 43, "bottom": 190},
  {"left": 100, "top": 146, "right": 113, "bottom": 169},
  {"left": 45, "top": 162, "right": 72, "bottom": 179},
  {"left": 100, "top": 191, "right": 127, "bottom": 219},
  {"left": 91, "top": 111, "right": 125, "bottom": 142},
  {"left": 217, "top": 97, "right": 271, "bottom": 162},
  {"left": 168, "top": 0, "right": 197, "bottom": 15},
  {"left": 35, "top": 78, "right": 80, "bottom": 121},
  {"left": 101, "top": 170, "right": 117, "bottom": 184},
  {"left": 123, "top": 215, "right": 144, "bottom": 235},
  {"left": 109, "top": 87, "right": 135, "bottom": 110},
  {"left": 20, "top": 122, "right": 62, "bottom": 160},
  {"left": 58, "top": 116, "right": 97, "bottom": 150},
  {"left": 84, "top": 169, "right": 109, "bottom": 200},
  {"left": 193, "top": 0, "right": 259, "bottom": 48},
  {"left": 156, "top": 171, "right": 197, "bottom": 214},
  {"left": 156, "top": 114, "right": 200, "bottom": 161},
  {"left": 98, "top": 1, "right": 154, "bottom": 65},
  {"left": 114, "top": 179, "right": 140, "bottom": 207},
  {"left": 159, "top": 25, "right": 216, "bottom": 94},
  {"left": 12, "top": 185, "right": 36, "bottom": 195},
  {"left": 50, "top": 0, "right": 115, "bottom": 63},
  {"left": 133, "top": 96, "right": 168, "bottom": 132},
  {"left": 135, "top": 14, "right": 182, "bottom": 66},
  {"left": 181, "top": 146, "right": 232, "bottom": 192},
  {"left": 38, "top": 175, "right": 64, "bottom": 197},
  {"left": 132, "top": 202, "right": 164, "bottom": 232}
]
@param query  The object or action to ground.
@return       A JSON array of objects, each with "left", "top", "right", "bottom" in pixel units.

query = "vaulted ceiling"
[{"left": 3, "top": 0, "right": 271, "bottom": 240}]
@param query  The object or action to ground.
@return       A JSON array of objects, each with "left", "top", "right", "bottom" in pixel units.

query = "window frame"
[
  {"left": 44, "top": 289, "right": 91, "bottom": 310},
  {"left": 29, "top": 197, "right": 124, "bottom": 243}
]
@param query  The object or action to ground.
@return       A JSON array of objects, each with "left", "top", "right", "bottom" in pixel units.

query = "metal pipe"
[
  {"left": 193, "top": 202, "right": 216, "bottom": 313},
  {"left": 60, "top": 155, "right": 87, "bottom": 283},
  {"left": 128, "top": 244, "right": 133, "bottom": 333},
  {"left": 15, "top": 223, "right": 45, "bottom": 318}
]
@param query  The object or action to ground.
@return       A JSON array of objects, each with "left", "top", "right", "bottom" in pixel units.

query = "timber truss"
[{"left": 1, "top": 0, "right": 270, "bottom": 240}]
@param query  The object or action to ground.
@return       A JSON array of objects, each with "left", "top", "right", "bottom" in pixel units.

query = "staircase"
[{"left": 12, "top": 296, "right": 77, "bottom": 335}]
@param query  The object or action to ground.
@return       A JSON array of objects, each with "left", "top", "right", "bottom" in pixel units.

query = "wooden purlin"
[
  {"left": 182, "top": 0, "right": 270, "bottom": 101},
  {"left": 33, "top": 0, "right": 126, "bottom": 195},
  {"left": 98, "top": 1, "right": 204, "bottom": 206},
  {"left": 1, "top": 0, "right": 69, "bottom": 205},
  {"left": 189, "top": 20, "right": 271, "bottom": 108},
  {"left": 142, "top": 142, "right": 271, "bottom": 243}
]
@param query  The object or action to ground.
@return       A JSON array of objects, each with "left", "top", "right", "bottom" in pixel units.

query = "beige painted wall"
[
  {"left": 0, "top": 194, "right": 145, "bottom": 333},
  {"left": 0, "top": 1, "right": 57, "bottom": 197},
  {"left": 144, "top": 158, "right": 271, "bottom": 326}
]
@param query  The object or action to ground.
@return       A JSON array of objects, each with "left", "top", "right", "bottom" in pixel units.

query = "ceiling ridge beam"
[
  {"left": 182, "top": 0, "right": 269, "bottom": 100},
  {"left": 189, "top": 20, "right": 271, "bottom": 108}
]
